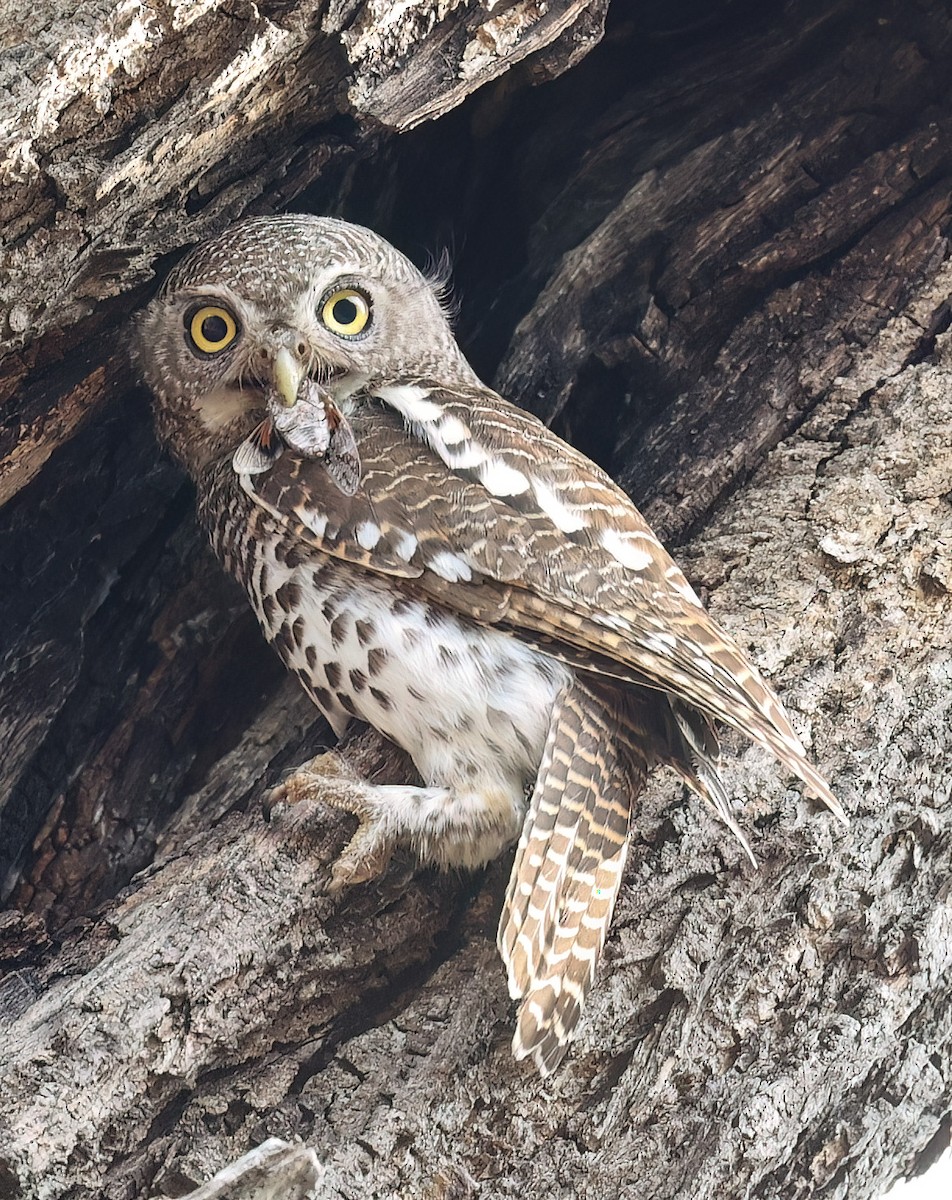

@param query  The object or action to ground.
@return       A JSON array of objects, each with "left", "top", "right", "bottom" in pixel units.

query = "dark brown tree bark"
[{"left": 1, "top": 2, "right": 950, "bottom": 1197}]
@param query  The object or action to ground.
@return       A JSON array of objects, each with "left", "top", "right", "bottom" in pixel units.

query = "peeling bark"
[{"left": 1, "top": 2, "right": 950, "bottom": 1198}]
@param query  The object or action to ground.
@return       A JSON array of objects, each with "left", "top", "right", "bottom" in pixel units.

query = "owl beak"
[{"left": 272, "top": 345, "right": 307, "bottom": 408}]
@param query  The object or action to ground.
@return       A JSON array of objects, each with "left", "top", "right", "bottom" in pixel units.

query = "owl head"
[{"left": 136, "top": 215, "right": 465, "bottom": 474}]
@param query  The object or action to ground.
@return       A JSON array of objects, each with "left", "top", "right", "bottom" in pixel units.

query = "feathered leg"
[{"left": 268, "top": 751, "right": 526, "bottom": 890}]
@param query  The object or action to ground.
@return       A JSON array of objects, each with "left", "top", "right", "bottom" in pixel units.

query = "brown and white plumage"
[{"left": 137, "top": 215, "right": 844, "bottom": 1074}]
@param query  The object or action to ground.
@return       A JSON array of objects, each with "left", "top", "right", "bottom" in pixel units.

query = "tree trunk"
[{"left": 1, "top": 2, "right": 950, "bottom": 1198}]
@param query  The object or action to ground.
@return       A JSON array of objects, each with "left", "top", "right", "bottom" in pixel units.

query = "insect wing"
[
  {"left": 326, "top": 416, "right": 361, "bottom": 495},
  {"left": 233, "top": 419, "right": 283, "bottom": 475}
]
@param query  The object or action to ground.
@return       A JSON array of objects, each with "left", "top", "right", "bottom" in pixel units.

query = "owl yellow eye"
[
  {"left": 187, "top": 305, "right": 239, "bottom": 354},
  {"left": 321, "top": 288, "right": 371, "bottom": 337}
]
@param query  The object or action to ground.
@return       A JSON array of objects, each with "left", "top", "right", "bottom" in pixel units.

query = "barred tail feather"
[
  {"left": 498, "top": 682, "right": 636, "bottom": 1075},
  {"left": 512, "top": 839, "right": 629, "bottom": 1074}
]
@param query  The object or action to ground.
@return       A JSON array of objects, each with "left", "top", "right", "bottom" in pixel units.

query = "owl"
[{"left": 136, "top": 215, "right": 843, "bottom": 1074}]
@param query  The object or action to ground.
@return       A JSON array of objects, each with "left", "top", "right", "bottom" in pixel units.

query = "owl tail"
[
  {"left": 497, "top": 681, "right": 643, "bottom": 1075},
  {"left": 659, "top": 695, "right": 757, "bottom": 867}
]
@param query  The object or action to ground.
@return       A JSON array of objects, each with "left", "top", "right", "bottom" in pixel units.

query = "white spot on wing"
[
  {"left": 665, "top": 563, "right": 704, "bottom": 606},
  {"left": 439, "top": 414, "right": 471, "bottom": 445},
  {"left": 601, "top": 527, "right": 655, "bottom": 572},
  {"left": 445, "top": 442, "right": 490, "bottom": 470},
  {"left": 298, "top": 509, "right": 328, "bottom": 539},
  {"left": 393, "top": 530, "right": 419, "bottom": 561},
  {"left": 428, "top": 550, "right": 474, "bottom": 582},
  {"left": 478, "top": 458, "right": 530, "bottom": 497},
  {"left": 376, "top": 384, "right": 442, "bottom": 423},
  {"left": 643, "top": 631, "right": 678, "bottom": 653},
  {"left": 532, "top": 477, "right": 586, "bottom": 532},
  {"left": 356, "top": 520, "right": 382, "bottom": 550}
]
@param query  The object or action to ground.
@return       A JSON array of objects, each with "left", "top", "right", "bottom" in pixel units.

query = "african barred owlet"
[{"left": 137, "top": 215, "right": 843, "bottom": 1074}]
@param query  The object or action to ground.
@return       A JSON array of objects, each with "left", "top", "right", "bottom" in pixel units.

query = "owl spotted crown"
[{"left": 138, "top": 215, "right": 843, "bottom": 1074}]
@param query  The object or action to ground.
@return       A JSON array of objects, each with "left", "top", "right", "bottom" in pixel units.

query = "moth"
[{"left": 233, "top": 378, "right": 361, "bottom": 495}]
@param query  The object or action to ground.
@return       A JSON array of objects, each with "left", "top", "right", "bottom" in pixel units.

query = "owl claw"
[
  {"left": 264, "top": 751, "right": 397, "bottom": 891},
  {"left": 326, "top": 829, "right": 395, "bottom": 894},
  {"left": 265, "top": 752, "right": 343, "bottom": 817}
]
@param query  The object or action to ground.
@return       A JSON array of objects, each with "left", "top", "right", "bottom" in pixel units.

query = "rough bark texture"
[{"left": 1, "top": 1, "right": 950, "bottom": 1198}]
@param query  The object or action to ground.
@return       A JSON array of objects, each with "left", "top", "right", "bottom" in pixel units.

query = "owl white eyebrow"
[{"left": 174, "top": 283, "right": 245, "bottom": 309}]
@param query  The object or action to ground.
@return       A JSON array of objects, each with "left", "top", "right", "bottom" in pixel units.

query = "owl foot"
[
  {"left": 266, "top": 751, "right": 391, "bottom": 891},
  {"left": 323, "top": 777, "right": 458, "bottom": 893},
  {"left": 266, "top": 752, "right": 450, "bottom": 894},
  {"left": 326, "top": 823, "right": 395, "bottom": 894}
]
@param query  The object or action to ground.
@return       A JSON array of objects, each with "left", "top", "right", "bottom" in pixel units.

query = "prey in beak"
[{"left": 233, "top": 340, "right": 361, "bottom": 495}]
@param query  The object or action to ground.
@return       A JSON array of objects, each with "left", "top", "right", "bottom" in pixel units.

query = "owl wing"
[
  {"left": 237, "top": 397, "right": 532, "bottom": 621},
  {"left": 270, "top": 381, "right": 840, "bottom": 816},
  {"left": 240, "top": 383, "right": 838, "bottom": 809}
]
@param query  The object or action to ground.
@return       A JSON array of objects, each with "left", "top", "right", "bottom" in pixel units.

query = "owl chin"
[{"left": 191, "top": 383, "right": 262, "bottom": 435}]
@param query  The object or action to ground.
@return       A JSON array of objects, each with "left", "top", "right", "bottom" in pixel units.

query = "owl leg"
[
  {"left": 267, "top": 751, "right": 452, "bottom": 893},
  {"left": 268, "top": 752, "right": 526, "bottom": 891}
]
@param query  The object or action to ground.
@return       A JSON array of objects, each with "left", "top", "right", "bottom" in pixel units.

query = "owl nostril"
[
  {"left": 257, "top": 347, "right": 269, "bottom": 359},
  {"left": 296, "top": 340, "right": 307, "bottom": 358}
]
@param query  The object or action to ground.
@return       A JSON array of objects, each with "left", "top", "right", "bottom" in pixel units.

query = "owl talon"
[
  {"left": 264, "top": 751, "right": 361, "bottom": 814},
  {"left": 323, "top": 782, "right": 400, "bottom": 892},
  {"left": 265, "top": 751, "right": 397, "bottom": 890},
  {"left": 327, "top": 828, "right": 395, "bottom": 894}
]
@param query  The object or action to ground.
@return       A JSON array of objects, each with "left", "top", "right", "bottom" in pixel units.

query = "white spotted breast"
[{"left": 230, "top": 506, "right": 570, "bottom": 794}]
